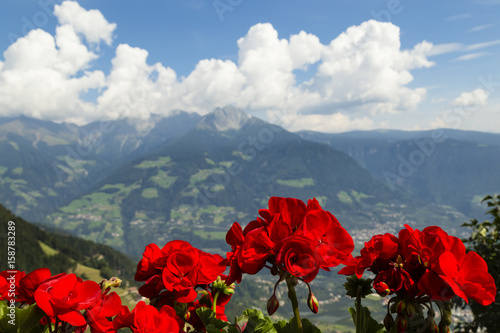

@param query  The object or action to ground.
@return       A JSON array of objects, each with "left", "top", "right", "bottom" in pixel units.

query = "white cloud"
[
  {"left": 269, "top": 111, "right": 374, "bottom": 133},
  {"left": 0, "top": 3, "right": 436, "bottom": 132},
  {"left": 430, "top": 89, "right": 492, "bottom": 131},
  {"left": 466, "top": 39, "right": 500, "bottom": 50},
  {"left": 452, "top": 88, "right": 489, "bottom": 107},
  {"left": 310, "top": 20, "right": 433, "bottom": 115},
  {"left": 453, "top": 52, "right": 487, "bottom": 61},
  {"left": 0, "top": 28, "right": 105, "bottom": 123},
  {"left": 0, "top": 1, "right": 117, "bottom": 124},
  {"left": 426, "top": 43, "right": 463, "bottom": 56},
  {"left": 54, "top": 1, "right": 116, "bottom": 45},
  {"left": 468, "top": 24, "right": 494, "bottom": 32},
  {"left": 445, "top": 13, "right": 472, "bottom": 21},
  {"left": 96, "top": 44, "right": 162, "bottom": 120}
]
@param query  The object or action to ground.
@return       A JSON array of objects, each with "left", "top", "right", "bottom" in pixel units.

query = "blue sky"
[{"left": 0, "top": 0, "right": 499, "bottom": 132}]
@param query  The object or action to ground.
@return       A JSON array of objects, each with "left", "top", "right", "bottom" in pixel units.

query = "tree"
[{"left": 457, "top": 194, "right": 500, "bottom": 332}]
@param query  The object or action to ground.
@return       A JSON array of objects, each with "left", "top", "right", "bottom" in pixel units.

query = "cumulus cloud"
[
  {"left": 269, "top": 111, "right": 374, "bottom": 133},
  {"left": 0, "top": 0, "right": 118, "bottom": 124},
  {"left": 0, "top": 2, "right": 437, "bottom": 132},
  {"left": 54, "top": 1, "right": 116, "bottom": 45},
  {"left": 310, "top": 20, "right": 433, "bottom": 115},
  {"left": 0, "top": 28, "right": 105, "bottom": 123},
  {"left": 452, "top": 88, "right": 489, "bottom": 107},
  {"left": 430, "top": 88, "right": 490, "bottom": 130}
]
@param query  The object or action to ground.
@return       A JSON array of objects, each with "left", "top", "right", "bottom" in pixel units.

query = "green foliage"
[
  {"left": 348, "top": 306, "right": 386, "bottom": 333},
  {"left": 458, "top": 194, "right": 500, "bottom": 333},
  {"left": 343, "top": 275, "right": 373, "bottom": 299},
  {"left": 0, "top": 302, "right": 48, "bottom": 333},
  {"left": 196, "top": 307, "right": 321, "bottom": 333}
]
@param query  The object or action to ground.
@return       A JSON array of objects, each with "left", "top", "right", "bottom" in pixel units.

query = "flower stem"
[
  {"left": 355, "top": 285, "right": 363, "bottom": 333},
  {"left": 285, "top": 274, "right": 303, "bottom": 333},
  {"left": 212, "top": 291, "right": 220, "bottom": 315}
]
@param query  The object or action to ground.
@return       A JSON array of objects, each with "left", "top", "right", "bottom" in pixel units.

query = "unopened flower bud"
[
  {"left": 405, "top": 302, "right": 416, "bottom": 317},
  {"left": 212, "top": 276, "right": 235, "bottom": 296},
  {"left": 396, "top": 300, "right": 406, "bottom": 314},
  {"left": 267, "top": 294, "right": 279, "bottom": 316},
  {"left": 425, "top": 313, "right": 438, "bottom": 333},
  {"left": 101, "top": 277, "right": 122, "bottom": 291},
  {"left": 374, "top": 281, "right": 390, "bottom": 297},
  {"left": 438, "top": 321, "right": 450, "bottom": 333},
  {"left": 307, "top": 292, "right": 319, "bottom": 314},
  {"left": 440, "top": 304, "right": 452, "bottom": 326},
  {"left": 396, "top": 314, "right": 407, "bottom": 332},
  {"left": 383, "top": 313, "right": 394, "bottom": 331}
]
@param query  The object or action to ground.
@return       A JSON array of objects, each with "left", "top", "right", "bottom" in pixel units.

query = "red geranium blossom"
[
  {"left": 339, "top": 224, "right": 497, "bottom": 306},
  {"left": 0, "top": 270, "right": 26, "bottom": 302},
  {"left": 113, "top": 301, "right": 180, "bottom": 333},
  {"left": 225, "top": 196, "right": 354, "bottom": 284},
  {"left": 34, "top": 273, "right": 101, "bottom": 326},
  {"left": 83, "top": 289, "right": 122, "bottom": 333},
  {"left": 18, "top": 267, "right": 52, "bottom": 304},
  {"left": 135, "top": 240, "right": 225, "bottom": 303}
]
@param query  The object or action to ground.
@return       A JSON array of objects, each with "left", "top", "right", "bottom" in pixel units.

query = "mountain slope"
[
  {"left": 299, "top": 129, "right": 500, "bottom": 216},
  {"left": 0, "top": 203, "right": 136, "bottom": 280},
  {"left": 0, "top": 111, "right": 200, "bottom": 221},
  {"left": 45, "top": 107, "right": 466, "bottom": 256}
]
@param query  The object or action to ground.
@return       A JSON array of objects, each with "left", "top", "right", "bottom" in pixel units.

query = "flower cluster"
[
  {"left": 1, "top": 241, "right": 229, "bottom": 332},
  {"left": 340, "top": 224, "right": 496, "bottom": 304},
  {"left": 225, "top": 197, "right": 354, "bottom": 285},
  {"left": 339, "top": 224, "right": 497, "bottom": 332},
  {"left": 224, "top": 196, "right": 354, "bottom": 315},
  {"left": 134, "top": 239, "right": 233, "bottom": 330},
  {"left": 0, "top": 268, "right": 146, "bottom": 332}
]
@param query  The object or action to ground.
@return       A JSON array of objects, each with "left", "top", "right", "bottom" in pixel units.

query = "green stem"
[
  {"left": 286, "top": 274, "right": 303, "bottom": 333},
  {"left": 47, "top": 316, "right": 54, "bottom": 333},
  {"left": 355, "top": 285, "right": 363, "bottom": 333},
  {"left": 212, "top": 291, "right": 220, "bottom": 315}
]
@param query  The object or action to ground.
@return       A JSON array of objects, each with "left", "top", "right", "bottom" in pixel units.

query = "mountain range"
[
  {"left": 1, "top": 106, "right": 496, "bottom": 256},
  {"left": 299, "top": 129, "right": 500, "bottom": 217}
]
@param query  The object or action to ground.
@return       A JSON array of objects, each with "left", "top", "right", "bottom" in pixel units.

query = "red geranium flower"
[
  {"left": 340, "top": 224, "right": 497, "bottom": 306},
  {"left": 0, "top": 270, "right": 26, "bottom": 302},
  {"left": 113, "top": 301, "right": 179, "bottom": 333},
  {"left": 135, "top": 240, "right": 225, "bottom": 303},
  {"left": 276, "top": 235, "right": 320, "bottom": 282},
  {"left": 339, "top": 233, "right": 399, "bottom": 278},
  {"left": 135, "top": 243, "right": 165, "bottom": 282},
  {"left": 225, "top": 196, "right": 354, "bottom": 284},
  {"left": 84, "top": 289, "right": 122, "bottom": 333},
  {"left": 18, "top": 268, "right": 52, "bottom": 304},
  {"left": 34, "top": 273, "right": 101, "bottom": 326}
]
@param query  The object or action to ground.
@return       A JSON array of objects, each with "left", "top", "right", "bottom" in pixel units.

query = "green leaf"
[
  {"left": 196, "top": 307, "right": 231, "bottom": 330},
  {"left": 349, "top": 305, "right": 386, "bottom": 333},
  {"left": 206, "top": 324, "right": 224, "bottom": 333},
  {"left": 272, "top": 320, "right": 289, "bottom": 331},
  {"left": 301, "top": 318, "right": 322, "bottom": 333},
  {"left": 0, "top": 302, "right": 49, "bottom": 333},
  {"left": 253, "top": 317, "right": 275, "bottom": 333}
]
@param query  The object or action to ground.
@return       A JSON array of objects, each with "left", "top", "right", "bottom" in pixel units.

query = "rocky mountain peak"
[{"left": 197, "top": 105, "right": 250, "bottom": 131}]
